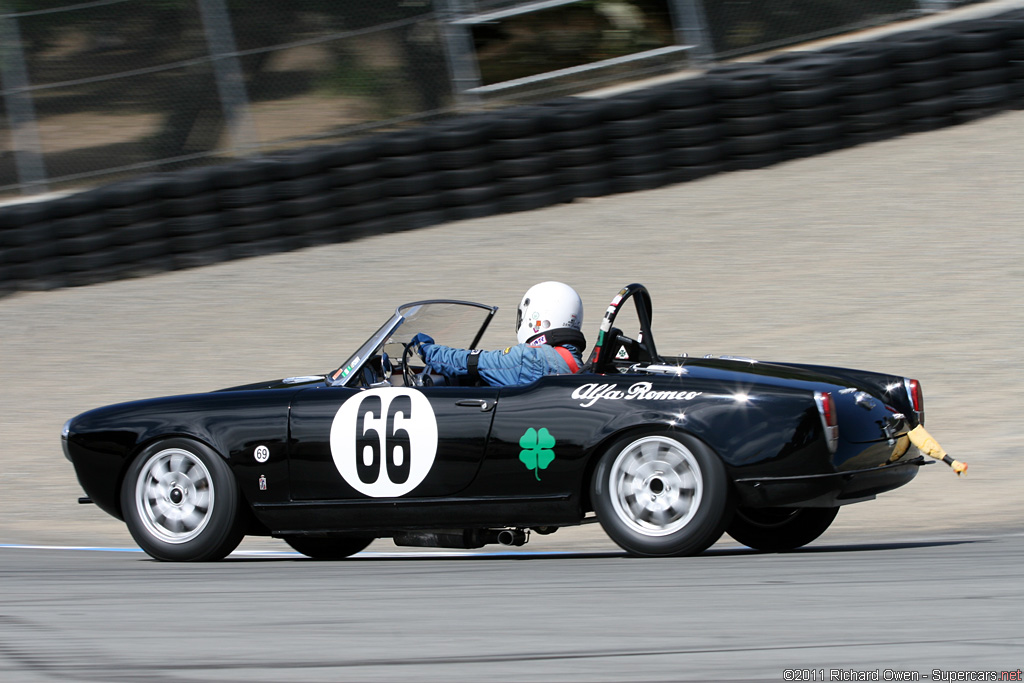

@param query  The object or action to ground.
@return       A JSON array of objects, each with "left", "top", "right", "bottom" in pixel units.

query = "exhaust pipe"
[{"left": 496, "top": 528, "right": 528, "bottom": 546}]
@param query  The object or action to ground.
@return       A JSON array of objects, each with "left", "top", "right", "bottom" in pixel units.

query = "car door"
[{"left": 287, "top": 383, "right": 498, "bottom": 500}]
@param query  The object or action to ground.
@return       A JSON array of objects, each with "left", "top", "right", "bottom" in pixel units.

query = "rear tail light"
[
  {"left": 814, "top": 391, "right": 839, "bottom": 453},
  {"left": 905, "top": 378, "right": 924, "bottom": 425}
]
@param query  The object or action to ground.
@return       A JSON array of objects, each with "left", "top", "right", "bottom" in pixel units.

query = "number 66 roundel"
[{"left": 330, "top": 388, "right": 438, "bottom": 497}]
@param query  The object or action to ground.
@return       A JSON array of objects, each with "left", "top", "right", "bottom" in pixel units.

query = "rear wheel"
[
  {"left": 121, "top": 438, "right": 246, "bottom": 561},
  {"left": 727, "top": 506, "right": 839, "bottom": 552},
  {"left": 591, "top": 431, "right": 731, "bottom": 557},
  {"left": 283, "top": 536, "right": 373, "bottom": 560}
]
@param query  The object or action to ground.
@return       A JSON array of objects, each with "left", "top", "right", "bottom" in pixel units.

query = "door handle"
[{"left": 455, "top": 399, "right": 494, "bottom": 412}]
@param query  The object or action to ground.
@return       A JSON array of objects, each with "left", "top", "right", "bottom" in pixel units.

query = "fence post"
[
  {"left": 196, "top": 0, "right": 259, "bottom": 155},
  {"left": 0, "top": 6, "right": 48, "bottom": 194},
  {"left": 669, "top": 0, "right": 714, "bottom": 63},
  {"left": 436, "top": 0, "right": 482, "bottom": 108}
]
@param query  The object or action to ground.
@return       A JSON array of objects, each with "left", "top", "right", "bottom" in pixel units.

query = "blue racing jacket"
[{"left": 421, "top": 342, "right": 583, "bottom": 387}]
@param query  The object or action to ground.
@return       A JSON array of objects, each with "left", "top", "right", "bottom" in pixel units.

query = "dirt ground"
[{"left": 2, "top": 108, "right": 1022, "bottom": 553}]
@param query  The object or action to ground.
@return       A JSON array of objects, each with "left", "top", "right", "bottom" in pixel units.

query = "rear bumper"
[{"left": 733, "top": 456, "right": 930, "bottom": 508}]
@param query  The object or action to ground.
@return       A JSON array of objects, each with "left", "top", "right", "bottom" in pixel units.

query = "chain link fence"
[{"left": 0, "top": 0, "right": 996, "bottom": 198}]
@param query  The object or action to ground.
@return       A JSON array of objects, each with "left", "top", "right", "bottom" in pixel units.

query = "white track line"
[{"left": 0, "top": 543, "right": 585, "bottom": 558}]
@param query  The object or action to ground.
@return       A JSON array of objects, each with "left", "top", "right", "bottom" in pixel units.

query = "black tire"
[
  {"left": 498, "top": 173, "right": 553, "bottom": 196},
  {"left": 728, "top": 149, "right": 787, "bottom": 171},
  {"left": 902, "top": 114, "right": 953, "bottom": 134},
  {"left": 954, "top": 82, "right": 1011, "bottom": 110},
  {"left": 843, "top": 107, "right": 902, "bottom": 133},
  {"left": 708, "top": 68, "right": 773, "bottom": 98},
  {"left": 277, "top": 193, "right": 334, "bottom": 218},
  {"left": 950, "top": 66, "right": 1011, "bottom": 91},
  {"left": 660, "top": 105, "right": 716, "bottom": 129},
  {"left": 727, "top": 506, "right": 839, "bottom": 552},
  {"left": 377, "top": 129, "right": 429, "bottom": 157},
  {"left": 1012, "top": 38, "right": 1024, "bottom": 60},
  {"left": 949, "top": 24, "right": 1011, "bottom": 53},
  {"left": 950, "top": 48, "right": 1010, "bottom": 72},
  {"left": 726, "top": 131, "right": 784, "bottom": 156},
  {"left": 775, "top": 83, "right": 842, "bottom": 109},
  {"left": 669, "top": 143, "right": 723, "bottom": 167},
  {"left": 883, "top": 29, "right": 951, "bottom": 63},
  {"left": 894, "top": 56, "right": 951, "bottom": 83},
  {"left": 900, "top": 76, "right": 952, "bottom": 103},
  {"left": 379, "top": 153, "right": 432, "bottom": 177},
  {"left": 786, "top": 121, "right": 844, "bottom": 145},
  {"left": 842, "top": 89, "right": 897, "bottom": 115},
  {"left": 664, "top": 123, "right": 724, "bottom": 148},
  {"left": 903, "top": 95, "right": 956, "bottom": 119},
  {"left": 837, "top": 69, "right": 895, "bottom": 96},
  {"left": 384, "top": 173, "right": 436, "bottom": 197},
  {"left": 723, "top": 113, "right": 782, "bottom": 136},
  {"left": 546, "top": 126, "right": 603, "bottom": 149},
  {"left": 555, "top": 144, "right": 609, "bottom": 167},
  {"left": 491, "top": 155, "right": 554, "bottom": 179},
  {"left": 497, "top": 187, "right": 565, "bottom": 213},
  {"left": 437, "top": 165, "right": 496, "bottom": 189},
  {"left": 329, "top": 162, "right": 382, "bottom": 188},
  {"left": 718, "top": 92, "right": 776, "bottom": 118},
  {"left": 490, "top": 135, "right": 544, "bottom": 160},
  {"left": 604, "top": 114, "right": 662, "bottom": 138},
  {"left": 563, "top": 178, "right": 613, "bottom": 200},
  {"left": 555, "top": 161, "right": 612, "bottom": 185},
  {"left": 432, "top": 146, "right": 490, "bottom": 170},
  {"left": 445, "top": 201, "right": 501, "bottom": 222},
  {"left": 218, "top": 183, "right": 274, "bottom": 209},
  {"left": 822, "top": 42, "right": 891, "bottom": 76},
  {"left": 591, "top": 431, "right": 731, "bottom": 557},
  {"left": 610, "top": 150, "right": 669, "bottom": 176},
  {"left": 440, "top": 184, "right": 500, "bottom": 207},
  {"left": 767, "top": 57, "right": 840, "bottom": 90},
  {"left": 609, "top": 133, "right": 663, "bottom": 158},
  {"left": 121, "top": 438, "right": 246, "bottom": 562},
  {"left": 609, "top": 169, "right": 674, "bottom": 193},
  {"left": 104, "top": 202, "right": 161, "bottom": 227},
  {"left": 284, "top": 536, "right": 373, "bottom": 560},
  {"left": 657, "top": 83, "right": 712, "bottom": 109}
]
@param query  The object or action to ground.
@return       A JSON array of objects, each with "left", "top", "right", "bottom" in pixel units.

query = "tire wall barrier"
[{"left": 2, "top": 10, "right": 1024, "bottom": 295}]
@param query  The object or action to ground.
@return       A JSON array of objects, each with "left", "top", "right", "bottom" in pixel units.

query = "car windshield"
[{"left": 328, "top": 300, "right": 497, "bottom": 386}]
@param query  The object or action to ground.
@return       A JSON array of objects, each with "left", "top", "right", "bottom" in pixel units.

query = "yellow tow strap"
[{"left": 907, "top": 425, "right": 968, "bottom": 475}]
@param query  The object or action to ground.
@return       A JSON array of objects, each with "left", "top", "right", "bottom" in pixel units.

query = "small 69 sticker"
[{"left": 254, "top": 445, "right": 270, "bottom": 463}]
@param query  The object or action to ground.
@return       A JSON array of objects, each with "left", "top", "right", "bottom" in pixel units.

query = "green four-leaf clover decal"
[{"left": 519, "top": 427, "right": 556, "bottom": 481}]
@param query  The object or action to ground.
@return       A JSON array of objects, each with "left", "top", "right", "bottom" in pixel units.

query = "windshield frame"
[{"left": 326, "top": 299, "right": 498, "bottom": 387}]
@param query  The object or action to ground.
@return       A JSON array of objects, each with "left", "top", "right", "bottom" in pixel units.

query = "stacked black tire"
[{"left": 2, "top": 9, "right": 1023, "bottom": 296}]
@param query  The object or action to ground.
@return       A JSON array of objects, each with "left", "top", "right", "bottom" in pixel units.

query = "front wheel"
[
  {"left": 591, "top": 431, "right": 731, "bottom": 557},
  {"left": 121, "top": 438, "right": 246, "bottom": 562},
  {"left": 283, "top": 536, "right": 373, "bottom": 560},
  {"left": 727, "top": 506, "right": 839, "bottom": 552}
]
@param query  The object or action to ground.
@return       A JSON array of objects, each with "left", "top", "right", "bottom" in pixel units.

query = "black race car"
[{"left": 63, "top": 283, "right": 946, "bottom": 562}]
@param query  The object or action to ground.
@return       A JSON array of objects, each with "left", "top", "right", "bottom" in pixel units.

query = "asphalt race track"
[
  {"left": 2, "top": 102, "right": 1023, "bottom": 679},
  {"left": 1, "top": 532, "right": 1022, "bottom": 682}
]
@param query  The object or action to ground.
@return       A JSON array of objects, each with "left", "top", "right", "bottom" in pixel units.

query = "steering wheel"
[{"left": 401, "top": 343, "right": 433, "bottom": 387}]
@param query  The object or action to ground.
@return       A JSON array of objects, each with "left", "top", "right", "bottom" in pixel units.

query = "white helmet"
[{"left": 516, "top": 281, "right": 584, "bottom": 345}]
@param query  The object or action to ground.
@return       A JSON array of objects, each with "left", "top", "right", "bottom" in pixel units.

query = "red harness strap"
[{"left": 553, "top": 346, "right": 580, "bottom": 373}]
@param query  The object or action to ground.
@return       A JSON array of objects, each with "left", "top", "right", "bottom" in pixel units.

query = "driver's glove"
[{"left": 409, "top": 333, "right": 435, "bottom": 359}]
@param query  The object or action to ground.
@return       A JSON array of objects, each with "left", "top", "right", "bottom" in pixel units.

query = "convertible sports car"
[{"left": 63, "top": 283, "right": 961, "bottom": 562}]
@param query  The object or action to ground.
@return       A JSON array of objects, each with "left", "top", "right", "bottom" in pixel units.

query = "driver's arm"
[{"left": 420, "top": 343, "right": 549, "bottom": 387}]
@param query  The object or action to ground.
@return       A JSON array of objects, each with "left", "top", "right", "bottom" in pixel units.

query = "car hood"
[{"left": 216, "top": 375, "right": 328, "bottom": 392}]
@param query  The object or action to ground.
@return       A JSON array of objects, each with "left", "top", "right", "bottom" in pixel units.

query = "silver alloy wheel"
[
  {"left": 608, "top": 435, "right": 703, "bottom": 536},
  {"left": 134, "top": 447, "right": 215, "bottom": 544}
]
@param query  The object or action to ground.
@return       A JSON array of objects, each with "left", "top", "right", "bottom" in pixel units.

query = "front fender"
[{"left": 65, "top": 389, "right": 296, "bottom": 519}]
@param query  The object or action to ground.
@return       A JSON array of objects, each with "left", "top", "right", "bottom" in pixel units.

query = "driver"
[{"left": 408, "top": 281, "right": 586, "bottom": 387}]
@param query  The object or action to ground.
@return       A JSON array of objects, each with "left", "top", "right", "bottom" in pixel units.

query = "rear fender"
[{"left": 577, "top": 390, "right": 827, "bottom": 509}]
